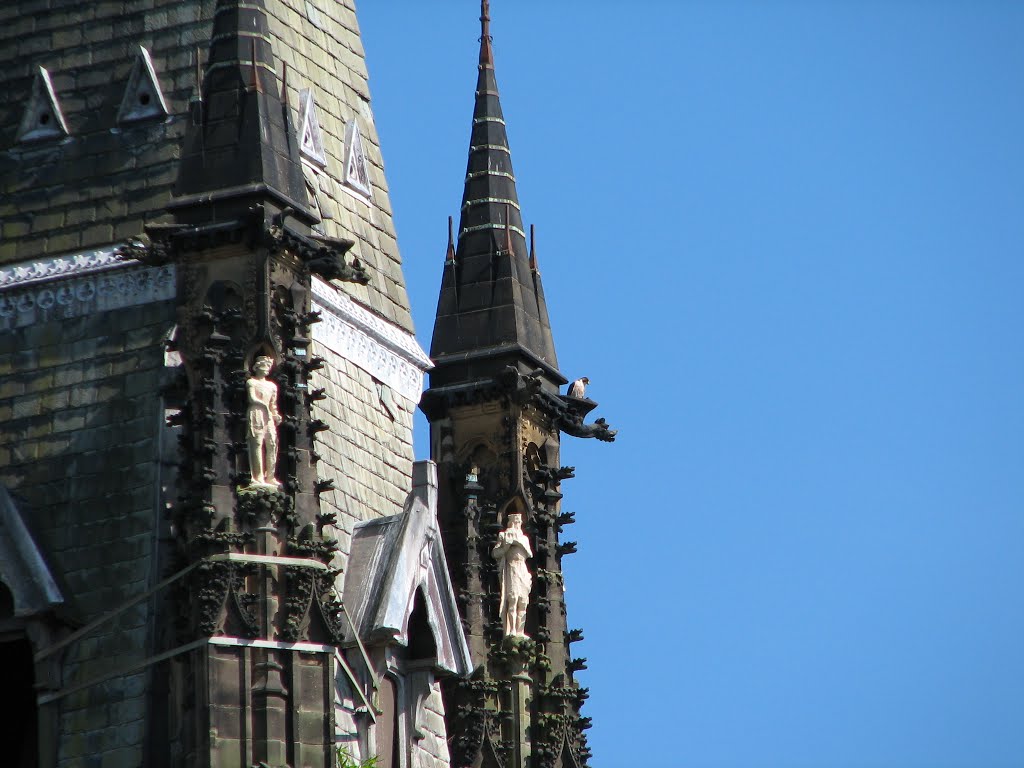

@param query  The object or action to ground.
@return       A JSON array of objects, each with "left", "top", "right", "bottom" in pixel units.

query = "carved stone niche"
[
  {"left": 492, "top": 495, "right": 533, "bottom": 641},
  {"left": 462, "top": 443, "right": 500, "bottom": 499}
]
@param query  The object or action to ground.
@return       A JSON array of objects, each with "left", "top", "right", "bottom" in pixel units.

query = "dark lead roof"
[
  {"left": 172, "top": 0, "right": 311, "bottom": 223},
  {"left": 429, "top": 0, "right": 564, "bottom": 388},
  {"left": 0, "top": 0, "right": 415, "bottom": 332}
]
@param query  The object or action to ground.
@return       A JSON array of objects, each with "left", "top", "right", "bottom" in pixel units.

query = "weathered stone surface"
[
  {"left": 0, "top": 296, "right": 175, "bottom": 765},
  {"left": 0, "top": 0, "right": 413, "bottom": 332},
  {"left": 0, "top": 0, "right": 472, "bottom": 765}
]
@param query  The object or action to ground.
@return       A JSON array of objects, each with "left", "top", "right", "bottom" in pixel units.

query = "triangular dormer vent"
[
  {"left": 343, "top": 118, "right": 372, "bottom": 199},
  {"left": 298, "top": 88, "right": 327, "bottom": 168},
  {"left": 117, "top": 45, "right": 169, "bottom": 124},
  {"left": 16, "top": 67, "right": 69, "bottom": 143}
]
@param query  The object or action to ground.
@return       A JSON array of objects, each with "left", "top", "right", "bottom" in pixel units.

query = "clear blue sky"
[{"left": 359, "top": 3, "right": 1024, "bottom": 766}]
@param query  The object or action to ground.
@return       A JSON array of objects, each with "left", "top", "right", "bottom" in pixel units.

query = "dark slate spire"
[
  {"left": 171, "top": 0, "right": 312, "bottom": 223},
  {"left": 429, "top": 0, "right": 564, "bottom": 389}
]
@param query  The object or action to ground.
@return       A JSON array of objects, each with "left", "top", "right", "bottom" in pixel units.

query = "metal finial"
[
  {"left": 446, "top": 216, "right": 456, "bottom": 264},
  {"left": 529, "top": 224, "right": 538, "bottom": 272},
  {"left": 479, "top": 0, "right": 493, "bottom": 66}
]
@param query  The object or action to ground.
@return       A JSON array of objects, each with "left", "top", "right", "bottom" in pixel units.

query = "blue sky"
[{"left": 359, "top": 3, "right": 1024, "bottom": 766}]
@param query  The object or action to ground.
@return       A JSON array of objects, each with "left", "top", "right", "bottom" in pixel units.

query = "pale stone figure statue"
[
  {"left": 246, "top": 356, "right": 282, "bottom": 487},
  {"left": 492, "top": 512, "right": 533, "bottom": 638}
]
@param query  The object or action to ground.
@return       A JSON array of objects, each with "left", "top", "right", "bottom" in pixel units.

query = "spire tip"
[{"left": 479, "top": 0, "right": 493, "bottom": 67}]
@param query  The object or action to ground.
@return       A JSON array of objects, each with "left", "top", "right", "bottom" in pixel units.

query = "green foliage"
[{"left": 335, "top": 746, "right": 379, "bottom": 768}]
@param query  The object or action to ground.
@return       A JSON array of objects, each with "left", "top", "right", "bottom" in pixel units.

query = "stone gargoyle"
[{"left": 557, "top": 415, "right": 617, "bottom": 442}]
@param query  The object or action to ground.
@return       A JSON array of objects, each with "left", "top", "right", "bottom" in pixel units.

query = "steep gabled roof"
[
  {"left": 0, "top": 0, "right": 414, "bottom": 330},
  {"left": 342, "top": 461, "right": 472, "bottom": 676}
]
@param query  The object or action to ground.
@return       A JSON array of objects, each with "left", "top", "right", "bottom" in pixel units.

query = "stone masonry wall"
[
  {"left": 310, "top": 338, "right": 416, "bottom": 559},
  {"left": 0, "top": 290, "right": 176, "bottom": 768},
  {"left": 412, "top": 682, "right": 453, "bottom": 768},
  {"left": 0, "top": 0, "right": 414, "bottom": 334},
  {"left": 266, "top": 0, "right": 413, "bottom": 330}
]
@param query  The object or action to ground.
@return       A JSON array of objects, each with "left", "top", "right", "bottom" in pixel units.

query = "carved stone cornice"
[
  {"left": 421, "top": 367, "right": 617, "bottom": 442},
  {"left": 0, "top": 246, "right": 125, "bottom": 290},
  {"left": 310, "top": 277, "right": 432, "bottom": 403},
  {"left": 0, "top": 262, "right": 175, "bottom": 330}
]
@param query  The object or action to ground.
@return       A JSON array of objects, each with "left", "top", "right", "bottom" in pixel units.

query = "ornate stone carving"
[
  {"left": 0, "top": 247, "right": 124, "bottom": 289},
  {"left": 246, "top": 356, "right": 282, "bottom": 488},
  {"left": 556, "top": 416, "right": 617, "bottom": 442},
  {"left": 310, "top": 276, "right": 431, "bottom": 403},
  {"left": 0, "top": 264, "right": 175, "bottom": 330},
  {"left": 492, "top": 512, "right": 533, "bottom": 638}
]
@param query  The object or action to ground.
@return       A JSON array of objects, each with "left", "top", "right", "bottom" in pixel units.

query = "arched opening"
[
  {"left": 498, "top": 492, "right": 530, "bottom": 528},
  {"left": 406, "top": 589, "right": 437, "bottom": 663},
  {"left": 467, "top": 444, "right": 499, "bottom": 498},
  {"left": 524, "top": 442, "right": 542, "bottom": 477},
  {"left": 0, "top": 582, "right": 39, "bottom": 768}
]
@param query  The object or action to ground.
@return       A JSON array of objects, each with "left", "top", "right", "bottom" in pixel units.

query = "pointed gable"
[
  {"left": 343, "top": 118, "right": 372, "bottom": 198},
  {"left": 342, "top": 461, "right": 472, "bottom": 676},
  {"left": 298, "top": 88, "right": 328, "bottom": 167},
  {"left": 0, "top": 487, "right": 63, "bottom": 617},
  {"left": 16, "top": 66, "right": 70, "bottom": 143},
  {"left": 117, "top": 45, "right": 170, "bottom": 124}
]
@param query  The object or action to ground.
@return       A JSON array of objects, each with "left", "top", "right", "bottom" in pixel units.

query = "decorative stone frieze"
[
  {"left": 0, "top": 247, "right": 125, "bottom": 290},
  {"left": 0, "top": 263, "right": 175, "bottom": 330},
  {"left": 311, "top": 277, "right": 431, "bottom": 403}
]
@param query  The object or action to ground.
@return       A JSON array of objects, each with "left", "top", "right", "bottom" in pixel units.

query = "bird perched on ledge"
[{"left": 567, "top": 377, "right": 590, "bottom": 399}]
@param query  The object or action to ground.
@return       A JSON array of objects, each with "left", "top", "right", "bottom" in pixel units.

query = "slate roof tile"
[{"left": 0, "top": 0, "right": 414, "bottom": 333}]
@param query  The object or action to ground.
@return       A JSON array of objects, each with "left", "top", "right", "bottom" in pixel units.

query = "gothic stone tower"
[
  {"left": 0, "top": 0, "right": 469, "bottom": 766},
  {"left": 422, "top": 5, "right": 616, "bottom": 768},
  {"left": 134, "top": 1, "right": 369, "bottom": 763}
]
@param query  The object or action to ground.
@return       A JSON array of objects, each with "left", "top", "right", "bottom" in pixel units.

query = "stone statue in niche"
[
  {"left": 246, "top": 355, "right": 282, "bottom": 487},
  {"left": 492, "top": 512, "right": 533, "bottom": 638}
]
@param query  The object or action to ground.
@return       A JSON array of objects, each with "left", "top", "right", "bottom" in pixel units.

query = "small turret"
[
  {"left": 423, "top": 4, "right": 613, "bottom": 768},
  {"left": 172, "top": 0, "right": 312, "bottom": 228},
  {"left": 428, "top": 0, "right": 563, "bottom": 393}
]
